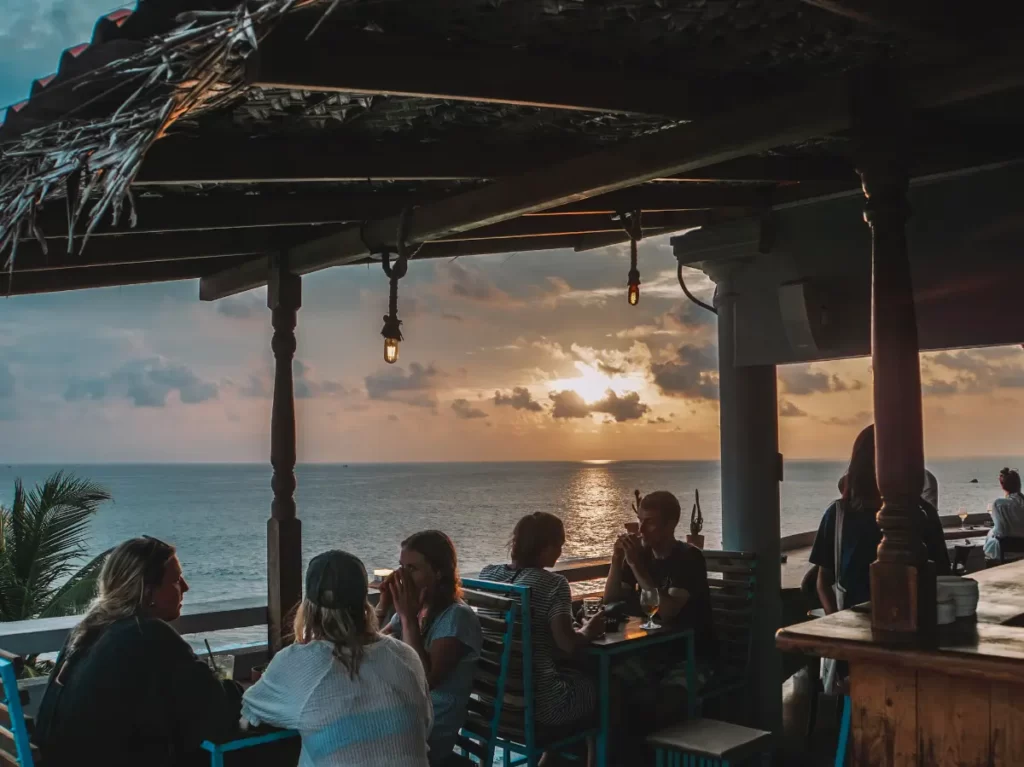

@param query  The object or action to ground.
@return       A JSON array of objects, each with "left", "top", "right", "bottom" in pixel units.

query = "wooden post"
[
  {"left": 855, "top": 67, "right": 936, "bottom": 636},
  {"left": 267, "top": 259, "right": 302, "bottom": 653}
]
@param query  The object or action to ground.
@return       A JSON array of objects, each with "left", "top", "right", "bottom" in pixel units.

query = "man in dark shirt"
[{"left": 604, "top": 491, "right": 714, "bottom": 733}]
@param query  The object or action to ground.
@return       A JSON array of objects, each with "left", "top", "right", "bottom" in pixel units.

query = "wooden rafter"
[
  {"left": 134, "top": 138, "right": 855, "bottom": 186},
  {"left": 29, "top": 186, "right": 766, "bottom": 240},
  {"left": 1, "top": 255, "right": 256, "bottom": 296},
  {"left": 200, "top": 47, "right": 1024, "bottom": 300},
  {"left": 249, "top": 29, "right": 708, "bottom": 119}
]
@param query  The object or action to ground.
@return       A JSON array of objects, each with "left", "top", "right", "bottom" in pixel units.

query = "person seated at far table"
[
  {"left": 241, "top": 550, "right": 433, "bottom": 767},
  {"left": 480, "top": 512, "right": 605, "bottom": 729},
  {"left": 604, "top": 491, "right": 715, "bottom": 731},
  {"left": 34, "top": 537, "right": 243, "bottom": 767},
  {"left": 984, "top": 468, "right": 1024, "bottom": 562},
  {"left": 377, "top": 531, "right": 482, "bottom": 767}
]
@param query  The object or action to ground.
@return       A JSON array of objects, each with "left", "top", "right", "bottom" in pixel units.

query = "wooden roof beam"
[
  {"left": 200, "top": 48, "right": 1024, "bottom": 301},
  {"left": 798, "top": 0, "right": 966, "bottom": 38},
  {"left": 249, "top": 27, "right": 702, "bottom": 120},
  {"left": 2, "top": 256, "right": 256, "bottom": 296},
  {"left": 30, "top": 186, "right": 767, "bottom": 239},
  {"left": 134, "top": 138, "right": 853, "bottom": 186}
]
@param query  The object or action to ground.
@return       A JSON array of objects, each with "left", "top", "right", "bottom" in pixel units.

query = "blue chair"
[
  {"left": 0, "top": 652, "right": 36, "bottom": 767},
  {"left": 457, "top": 578, "right": 596, "bottom": 767},
  {"left": 835, "top": 696, "right": 851, "bottom": 767},
  {"left": 201, "top": 727, "right": 299, "bottom": 767}
]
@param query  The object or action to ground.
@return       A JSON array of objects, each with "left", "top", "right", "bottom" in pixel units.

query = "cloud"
[
  {"left": 64, "top": 358, "right": 218, "bottom": 407},
  {"left": 387, "top": 414, "right": 399, "bottom": 422},
  {"left": 616, "top": 300, "right": 718, "bottom": 340},
  {"left": 823, "top": 411, "right": 873, "bottom": 427},
  {"left": 549, "top": 389, "right": 650, "bottom": 422},
  {"left": 365, "top": 362, "right": 445, "bottom": 409},
  {"left": 922, "top": 347, "right": 1024, "bottom": 396},
  {"left": 779, "top": 366, "right": 863, "bottom": 395},
  {"left": 650, "top": 344, "right": 719, "bottom": 400},
  {"left": 216, "top": 293, "right": 264, "bottom": 320},
  {"left": 779, "top": 400, "right": 807, "bottom": 418},
  {"left": 239, "top": 359, "right": 350, "bottom": 400},
  {"left": 440, "top": 312, "right": 463, "bottom": 323},
  {"left": 648, "top": 416, "right": 670, "bottom": 425},
  {"left": 443, "top": 263, "right": 516, "bottom": 305},
  {"left": 549, "top": 390, "right": 592, "bottom": 419},
  {"left": 494, "top": 387, "right": 543, "bottom": 412},
  {"left": 451, "top": 399, "right": 488, "bottom": 419}
]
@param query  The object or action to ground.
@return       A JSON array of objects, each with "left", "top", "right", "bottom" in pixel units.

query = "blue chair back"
[{"left": 0, "top": 653, "right": 35, "bottom": 767}]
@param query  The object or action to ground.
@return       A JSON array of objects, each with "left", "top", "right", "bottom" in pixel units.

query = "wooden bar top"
[{"left": 776, "top": 560, "right": 1024, "bottom": 684}]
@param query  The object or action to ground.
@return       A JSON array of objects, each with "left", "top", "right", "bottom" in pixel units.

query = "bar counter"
[{"left": 776, "top": 559, "right": 1024, "bottom": 766}]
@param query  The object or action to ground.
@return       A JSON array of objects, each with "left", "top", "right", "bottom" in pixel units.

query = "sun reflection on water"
[{"left": 559, "top": 464, "right": 631, "bottom": 561}]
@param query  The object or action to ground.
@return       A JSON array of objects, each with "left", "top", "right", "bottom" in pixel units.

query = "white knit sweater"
[{"left": 241, "top": 636, "right": 433, "bottom": 767}]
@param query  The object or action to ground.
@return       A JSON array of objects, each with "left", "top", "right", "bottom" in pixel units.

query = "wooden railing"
[{"left": 0, "top": 559, "right": 615, "bottom": 656}]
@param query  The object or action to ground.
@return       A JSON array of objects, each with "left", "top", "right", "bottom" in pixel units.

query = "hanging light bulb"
[
  {"left": 627, "top": 268, "right": 641, "bottom": 306},
  {"left": 381, "top": 315, "right": 403, "bottom": 364},
  {"left": 379, "top": 248, "right": 408, "bottom": 365},
  {"left": 621, "top": 210, "right": 642, "bottom": 307}
]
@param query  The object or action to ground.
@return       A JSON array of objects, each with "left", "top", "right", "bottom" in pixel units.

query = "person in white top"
[
  {"left": 241, "top": 550, "right": 433, "bottom": 767},
  {"left": 984, "top": 468, "right": 1024, "bottom": 562}
]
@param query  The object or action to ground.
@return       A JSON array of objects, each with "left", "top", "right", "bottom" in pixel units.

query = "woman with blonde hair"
[
  {"left": 34, "top": 536, "right": 242, "bottom": 767},
  {"left": 242, "top": 550, "right": 432, "bottom": 766}
]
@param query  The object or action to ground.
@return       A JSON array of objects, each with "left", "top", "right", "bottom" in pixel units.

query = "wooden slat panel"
[
  {"left": 462, "top": 589, "right": 514, "bottom": 612},
  {"left": 455, "top": 733, "right": 488, "bottom": 761},
  {"left": 917, "top": 671, "right": 990, "bottom": 766},
  {"left": 850, "top": 663, "right": 917, "bottom": 767},
  {"left": 702, "top": 551, "right": 757, "bottom": 561},
  {"left": 991, "top": 681, "right": 1024, "bottom": 766},
  {"left": 0, "top": 724, "right": 39, "bottom": 763},
  {"left": 708, "top": 592, "right": 752, "bottom": 606},
  {"left": 706, "top": 564, "right": 758, "bottom": 576},
  {"left": 0, "top": 706, "right": 31, "bottom": 735},
  {"left": 477, "top": 614, "right": 514, "bottom": 635}
]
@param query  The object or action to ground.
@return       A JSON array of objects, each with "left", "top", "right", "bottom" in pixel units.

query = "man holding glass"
[{"left": 603, "top": 491, "right": 715, "bottom": 733}]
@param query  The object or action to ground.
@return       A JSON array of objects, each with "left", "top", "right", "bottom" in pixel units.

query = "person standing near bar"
[
  {"left": 241, "top": 550, "right": 433, "bottom": 766},
  {"left": 377, "top": 531, "right": 481, "bottom": 767},
  {"left": 34, "top": 537, "right": 242, "bottom": 767}
]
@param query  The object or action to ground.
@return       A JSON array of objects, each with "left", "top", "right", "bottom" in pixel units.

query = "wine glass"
[
  {"left": 958, "top": 506, "right": 969, "bottom": 530},
  {"left": 639, "top": 589, "right": 660, "bottom": 630}
]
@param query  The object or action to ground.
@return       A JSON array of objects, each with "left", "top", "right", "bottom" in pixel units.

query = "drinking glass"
[
  {"left": 958, "top": 506, "right": 968, "bottom": 530},
  {"left": 639, "top": 589, "right": 660, "bottom": 630},
  {"left": 624, "top": 521, "right": 639, "bottom": 535},
  {"left": 583, "top": 597, "right": 602, "bottom": 617}
]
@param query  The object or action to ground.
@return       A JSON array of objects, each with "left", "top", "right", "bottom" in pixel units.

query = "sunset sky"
[{"left": 4, "top": 2, "right": 1024, "bottom": 464}]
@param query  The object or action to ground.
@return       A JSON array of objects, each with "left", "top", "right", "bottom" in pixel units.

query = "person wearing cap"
[{"left": 241, "top": 550, "right": 433, "bottom": 766}]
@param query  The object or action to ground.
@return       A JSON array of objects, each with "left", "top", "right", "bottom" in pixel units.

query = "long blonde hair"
[
  {"left": 292, "top": 598, "right": 379, "bottom": 679},
  {"left": 66, "top": 536, "right": 175, "bottom": 657}
]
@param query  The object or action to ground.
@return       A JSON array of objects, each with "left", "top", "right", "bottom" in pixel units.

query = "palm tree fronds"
[{"left": 36, "top": 547, "right": 114, "bottom": 619}]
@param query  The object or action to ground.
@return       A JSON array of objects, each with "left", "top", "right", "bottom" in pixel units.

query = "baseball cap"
[{"left": 305, "top": 550, "right": 368, "bottom": 610}]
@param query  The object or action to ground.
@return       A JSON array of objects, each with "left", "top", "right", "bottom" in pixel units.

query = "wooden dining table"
[
  {"left": 942, "top": 524, "right": 991, "bottom": 541},
  {"left": 586, "top": 618, "right": 695, "bottom": 767}
]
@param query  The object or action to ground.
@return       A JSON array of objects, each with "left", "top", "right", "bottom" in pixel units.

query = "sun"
[{"left": 547, "top": 361, "right": 647, "bottom": 403}]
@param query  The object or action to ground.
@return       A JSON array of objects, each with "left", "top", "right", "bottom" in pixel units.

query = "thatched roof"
[{"left": 1, "top": 0, "right": 1023, "bottom": 296}]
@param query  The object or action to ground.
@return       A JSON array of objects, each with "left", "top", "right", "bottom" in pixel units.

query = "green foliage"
[{"left": 0, "top": 472, "right": 112, "bottom": 622}]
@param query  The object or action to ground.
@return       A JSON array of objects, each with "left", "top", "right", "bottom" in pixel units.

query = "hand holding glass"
[{"left": 639, "top": 589, "right": 660, "bottom": 630}]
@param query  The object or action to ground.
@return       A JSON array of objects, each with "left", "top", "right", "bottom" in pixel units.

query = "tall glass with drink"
[{"left": 639, "top": 589, "right": 660, "bottom": 630}]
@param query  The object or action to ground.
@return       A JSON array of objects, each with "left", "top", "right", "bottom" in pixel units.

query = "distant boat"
[{"left": 970, "top": 478, "right": 979, "bottom": 483}]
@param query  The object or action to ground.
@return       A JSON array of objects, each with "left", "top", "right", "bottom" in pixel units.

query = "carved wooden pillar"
[
  {"left": 855, "top": 68, "right": 936, "bottom": 636},
  {"left": 267, "top": 262, "right": 302, "bottom": 654}
]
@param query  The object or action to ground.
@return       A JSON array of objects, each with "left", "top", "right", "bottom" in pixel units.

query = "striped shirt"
[
  {"left": 241, "top": 636, "right": 433, "bottom": 767},
  {"left": 478, "top": 565, "right": 595, "bottom": 725}
]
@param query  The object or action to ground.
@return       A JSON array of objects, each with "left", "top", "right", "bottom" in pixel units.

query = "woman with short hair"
[
  {"left": 480, "top": 512, "right": 603, "bottom": 727},
  {"left": 241, "top": 550, "right": 432, "bottom": 766},
  {"left": 984, "top": 468, "right": 1024, "bottom": 562},
  {"left": 377, "top": 531, "right": 481, "bottom": 766},
  {"left": 35, "top": 537, "right": 242, "bottom": 767}
]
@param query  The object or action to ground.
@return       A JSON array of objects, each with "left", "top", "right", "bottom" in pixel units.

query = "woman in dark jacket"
[{"left": 35, "top": 537, "right": 242, "bottom": 767}]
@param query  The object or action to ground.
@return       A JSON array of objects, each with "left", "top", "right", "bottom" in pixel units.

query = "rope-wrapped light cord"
[{"left": 619, "top": 210, "right": 642, "bottom": 305}]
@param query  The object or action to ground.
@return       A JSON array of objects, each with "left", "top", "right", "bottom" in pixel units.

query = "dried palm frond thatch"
[{"left": 0, "top": 0, "right": 334, "bottom": 274}]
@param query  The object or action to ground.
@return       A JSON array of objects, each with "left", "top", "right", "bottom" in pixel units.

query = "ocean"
[{"left": 0, "top": 460, "right": 1013, "bottom": 607}]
